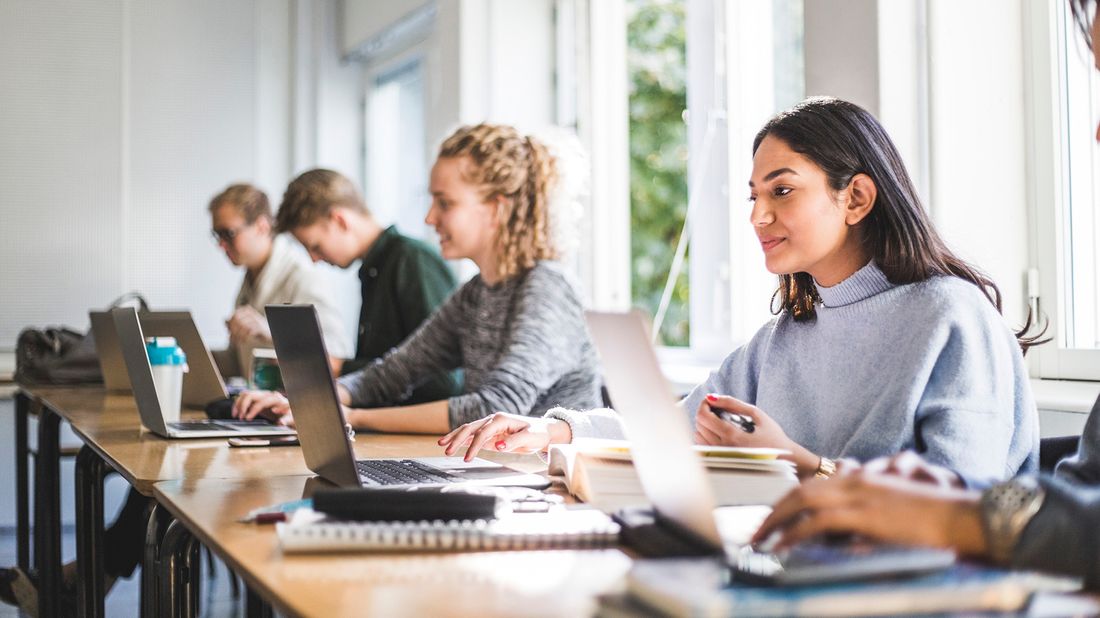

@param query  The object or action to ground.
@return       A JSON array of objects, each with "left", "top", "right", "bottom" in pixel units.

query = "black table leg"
[
  {"left": 159, "top": 519, "right": 201, "bottom": 618},
  {"left": 245, "top": 584, "right": 273, "bottom": 618},
  {"left": 15, "top": 391, "right": 30, "bottom": 571},
  {"left": 76, "top": 445, "right": 109, "bottom": 618},
  {"left": 141, "top": 501, "right": 171, "bottom": 617},
  {"left": 33, "top": 402, "right": 62, "bottom": 618}
]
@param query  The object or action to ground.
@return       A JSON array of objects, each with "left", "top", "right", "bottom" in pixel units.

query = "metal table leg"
[
  {"left": 33, "top": 402, "right": 62, "bottom": 618},
  {"left": 159, "top": 519, "right": 201, "bottom": 618},
  {"left": 245, "top": 584, "right": 274, "bottom": 618},
  {"left": 15, "top": 391, "right": 30, "bottom": 571},
  {"left": 76, "top": 445, "right": 110, "bottom": 618},
  {"left": 141, "top": 501, "right": 171, "bottom": 617}
]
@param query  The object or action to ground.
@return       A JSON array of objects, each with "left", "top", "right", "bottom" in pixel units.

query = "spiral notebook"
[{"left": 277, "top": 507, "right": 621, "bottom": 553}]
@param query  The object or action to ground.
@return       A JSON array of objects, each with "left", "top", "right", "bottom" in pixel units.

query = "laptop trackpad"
[{"left": 420, "top": 456, "right": 514, "bottom": 478}]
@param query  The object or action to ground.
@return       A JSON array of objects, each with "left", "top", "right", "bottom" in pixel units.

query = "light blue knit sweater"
[{"left": 550, "top": 261, "right": 1039, "bottom": 488}]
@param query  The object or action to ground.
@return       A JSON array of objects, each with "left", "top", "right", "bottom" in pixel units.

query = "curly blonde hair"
[{"left": 438, "top": 123, "right": 559, "bottom": 281}]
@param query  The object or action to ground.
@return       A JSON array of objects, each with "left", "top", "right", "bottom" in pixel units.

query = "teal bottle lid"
[{"left": 145, "top": 337, "right": 187, "bottom": 366}]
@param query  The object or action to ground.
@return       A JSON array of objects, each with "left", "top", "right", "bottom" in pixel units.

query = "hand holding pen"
[{"left": 713, "top": 408, "right": 756, "bottom": 433}]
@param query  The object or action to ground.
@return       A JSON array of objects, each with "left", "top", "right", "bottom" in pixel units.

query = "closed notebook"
[{"left": 277, "top": 507, "right": 621, "bottom": 553}]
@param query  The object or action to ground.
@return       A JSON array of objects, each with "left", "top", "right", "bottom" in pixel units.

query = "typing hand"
[
  {"left": 438, "top": 413, "right": 569, "bottom": 462},
  {"left": 232, "top": 389, "right": 291, "bottom": 421},
  {"left": 751, "top": 472, "right": 984, "bottom": 556},
  {"left": 226, "top": 306, "right": 272, "bottom": 347}
]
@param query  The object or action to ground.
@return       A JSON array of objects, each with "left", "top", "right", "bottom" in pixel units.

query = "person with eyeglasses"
[{"left": 208, "top": 183, "right": 351, "bottom": 376}]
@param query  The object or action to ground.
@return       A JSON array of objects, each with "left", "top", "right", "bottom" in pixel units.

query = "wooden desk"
[
  {"left": 153, "top": 475, "right": 632, "bottom": 618},
  {"left": 22, "top": 385, "right": 527, "bottom": 616}
]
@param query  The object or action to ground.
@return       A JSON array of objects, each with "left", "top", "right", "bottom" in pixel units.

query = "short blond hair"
[
  {"left": 438, "top": 123, "right": 559, "bottom": 281},
  {"left": 208, "top": 184, "right": 271, "bottom": 223},
  {"left": 275, "top": 169, "right": 369, "bottom": 233}
]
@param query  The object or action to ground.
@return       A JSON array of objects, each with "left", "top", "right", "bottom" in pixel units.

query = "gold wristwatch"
[{"left": 814, "top": 456, "right": 837, "bottom": 479}]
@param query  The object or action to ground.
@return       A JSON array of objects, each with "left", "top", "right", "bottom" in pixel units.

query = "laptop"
[
  {"left": 89, "top": 310, "right": 133, "bottom": 392},
  {"left": 91, "top": 310, "right": 229, "bottom": 407},
  {"left": 111, "top": 306, "right": 296, "bottom": 439},
  {"left": 266, "top": 304, "right": 550, "bottom": 489},
  {"left": 585, "top": 311, "right": 956, "bottom": 586}
]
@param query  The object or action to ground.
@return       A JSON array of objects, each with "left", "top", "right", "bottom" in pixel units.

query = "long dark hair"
[
  {"left": 753, "top": 97, "right": 1046, "bottom": 353},
  {"left": 1070, "top": 0, "right": 1095, "bottom": 49}
]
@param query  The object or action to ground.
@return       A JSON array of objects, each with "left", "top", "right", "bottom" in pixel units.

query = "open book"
[
  {"left": 276, "top": 506, "right": 621, "bottom": 553},
  {"left": 547, "top": 439, "right": 798, "bottom": 511}
]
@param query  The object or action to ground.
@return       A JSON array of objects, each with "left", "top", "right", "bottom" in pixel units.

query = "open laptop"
[
  {"left": 266, "top": 304, "right": 549, "bottom": 489},
  {"left": 91, "top": 310, "right": 229, "bottom": 407},
  {"left": 585, "top": 311, "right": 956, "bottom": 586},
  {"left": 111, "top": 306, "right": 295, "bottom": 439}
]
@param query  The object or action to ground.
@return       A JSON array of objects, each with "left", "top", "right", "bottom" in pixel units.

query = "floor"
[{"left": 0, "top": 526, "right": 246, "bottom": 617}]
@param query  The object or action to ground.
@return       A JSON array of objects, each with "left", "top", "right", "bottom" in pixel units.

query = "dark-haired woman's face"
[{"left": 748, "top": 135, "right": 868, "bottom": 286}]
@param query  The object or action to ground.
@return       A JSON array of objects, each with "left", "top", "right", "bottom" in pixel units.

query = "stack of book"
[{"left": 547, "top": 439, "right": 798, "bottom": 512}]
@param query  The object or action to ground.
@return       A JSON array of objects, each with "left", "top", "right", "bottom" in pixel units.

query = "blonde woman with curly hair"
[{"left": 235, "top": 123, "right": 602, "bottom": 433}]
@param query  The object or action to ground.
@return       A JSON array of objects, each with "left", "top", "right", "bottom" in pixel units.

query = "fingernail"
[
  {"left": 495, "top": 440, "right": 507, "bottom": 450},
  {"left": 706, "top": 394, "right": 718, "bottom": 402}
]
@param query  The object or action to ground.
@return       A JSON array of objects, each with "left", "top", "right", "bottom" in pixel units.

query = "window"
[
  {"left": 364, "top": 57, "right": 432, "bottom": 241},
  {"left": 1032, "top": 0, "right": 1100, "bottom": 379},
  {"left": 626, "top": 0, "right": 689, "bottom": 345},
  {"left": 616, "top": 0, "right": 804, "bottom": 353}
]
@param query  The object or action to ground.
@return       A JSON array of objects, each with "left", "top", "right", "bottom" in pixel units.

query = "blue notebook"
[{"left": 626, "top": 558, "right": 1081, "bottom": 617}]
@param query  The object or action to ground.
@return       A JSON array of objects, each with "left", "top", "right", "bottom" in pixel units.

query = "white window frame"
[
  {"left": 1028, "top": 0, "right": 1100, "bottom": 380},
  {"left": 362, "top": 45, "right": 433, "bottom": 240}
]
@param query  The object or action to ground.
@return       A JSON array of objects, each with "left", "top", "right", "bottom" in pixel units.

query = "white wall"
[
  {"left": 0, "top": 0, "right": 362, "bottom": 351},
  {"left": 801, "top": 0, "right": 1029, "bottom": 326},
  {"left": 926, "top": 0, "right": 1029, "bottom": 325},
  {"left": 803, "top": 0, "right": 881, "bottom": 115}
]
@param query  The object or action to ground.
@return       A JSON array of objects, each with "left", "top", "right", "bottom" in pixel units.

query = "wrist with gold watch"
[{"left": 814, "top": 455, "right": 837, "bottom": 479}]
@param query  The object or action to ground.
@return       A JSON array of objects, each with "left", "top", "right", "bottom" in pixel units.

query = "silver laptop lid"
[
  {"left": 111, "top": 307, "right": 170, "bottom": 434},
  {"left": 140, "top": 311, "right": 227, "bottom": 406},
  {"left": 266, "top": 304, "right": 361, "bottom": 488},
  {"left": 585, "top": 310, "right": 723, "bottom": 549},
  {"left": 89, "top": 310, "right": 131, "bottom": 392}
]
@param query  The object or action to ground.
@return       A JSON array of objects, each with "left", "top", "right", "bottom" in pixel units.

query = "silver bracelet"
[{"left": 979, "top": 476, "right": 1046, "bottom": 565}]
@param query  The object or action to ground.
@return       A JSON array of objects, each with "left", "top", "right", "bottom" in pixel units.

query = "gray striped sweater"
[{"left": 337, "top": 261, "right": 602, "bottom": 428}]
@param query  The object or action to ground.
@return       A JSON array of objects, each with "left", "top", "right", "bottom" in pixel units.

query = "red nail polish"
[
  {"left": 706, "top": 394, "right": 717, "bottom": 402},
  {"left": 495, "top": 440, "right": 507, "bottom": 450}
]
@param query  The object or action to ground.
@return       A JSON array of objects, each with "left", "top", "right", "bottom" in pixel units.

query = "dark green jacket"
[{"left": 339, "top": 226, "right": 461, "bottom": 403}]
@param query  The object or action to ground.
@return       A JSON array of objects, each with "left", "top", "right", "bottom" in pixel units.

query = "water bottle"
[{"left": 146, "top": 337, "right": 188, "bottom": 424}]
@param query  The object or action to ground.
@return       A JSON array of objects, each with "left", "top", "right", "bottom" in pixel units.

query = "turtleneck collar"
[{"left": 814, "top": 260, "right": 895, "bottom": 308}]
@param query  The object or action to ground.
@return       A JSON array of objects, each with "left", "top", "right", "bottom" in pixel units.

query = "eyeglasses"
[{"left": 210, "top": 224, "right": 250, "bottom": 244}]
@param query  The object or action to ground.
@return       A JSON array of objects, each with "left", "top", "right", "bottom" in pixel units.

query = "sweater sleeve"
[
  {"left": 545, "top": 407, "right": 626, "bottom": 441},
  {"left": 445, "top": 269, "right": 589, "bottom": 428},
  {"left": 336, "top": 286, "right": 464, "bottom": 407},
  {"left": 913, "top": 315, "right": 1038, "bottom": 488},
  {"left": 1012, "top": 474, "right": 1100, "bottom": 590}
]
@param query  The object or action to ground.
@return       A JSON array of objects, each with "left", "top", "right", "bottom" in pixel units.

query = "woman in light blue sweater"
[{"left": 440, "top": 97, "right": 1041, "bottom": 487}]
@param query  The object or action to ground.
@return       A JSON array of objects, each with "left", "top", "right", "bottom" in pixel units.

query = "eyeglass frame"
[{"left": 210, "top": 221, "right": 255, "bottom": 244}]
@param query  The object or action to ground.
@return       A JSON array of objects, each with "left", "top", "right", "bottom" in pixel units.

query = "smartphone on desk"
[{"left": 227, "top": 436, "right": 300, "bottom": 448}]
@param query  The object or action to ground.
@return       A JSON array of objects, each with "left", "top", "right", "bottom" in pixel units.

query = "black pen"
[{"left": 713, "top": 409, "right": 756, "bottom": 433}]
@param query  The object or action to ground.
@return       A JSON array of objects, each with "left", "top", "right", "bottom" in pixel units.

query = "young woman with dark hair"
[
  {"left": 442, "top": 97, "right": 1040, "bottom": 489},
  {"left": 747, "top": 0, "right": 1100, "bottom": 592}
]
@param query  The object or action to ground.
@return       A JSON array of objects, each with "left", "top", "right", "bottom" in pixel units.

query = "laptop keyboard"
[
  {"left": 355, "top": 459, "right": 455, "bottom": 485},
  {"left": 169, "top": 419, "right": 273, "bottom": 431}
]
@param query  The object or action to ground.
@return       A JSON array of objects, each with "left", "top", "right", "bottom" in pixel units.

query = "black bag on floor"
[{"left": 14, "top": 292, "right": 149, "bottom": 386}]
